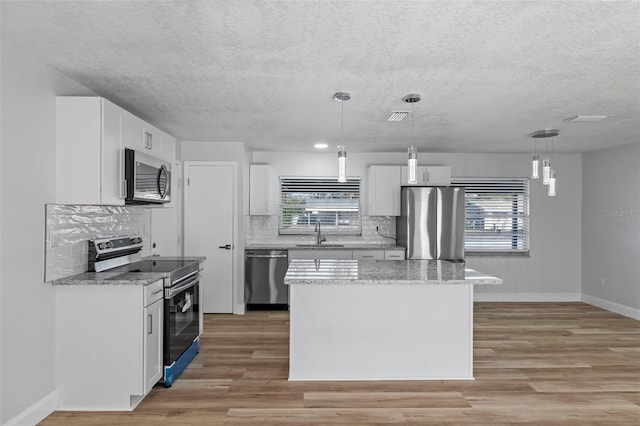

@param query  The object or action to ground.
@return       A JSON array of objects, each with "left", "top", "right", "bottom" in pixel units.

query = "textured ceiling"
[{"left": 2, "top": 0, "right": 639, "bottom": 153}]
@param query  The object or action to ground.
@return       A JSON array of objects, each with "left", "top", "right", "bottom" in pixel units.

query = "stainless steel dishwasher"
[{"left": 244, "top": 249, "right": 289, "bottom": 310}]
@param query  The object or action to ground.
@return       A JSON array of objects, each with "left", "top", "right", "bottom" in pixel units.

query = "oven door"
[{"left": 164, "top": 274, "right": 200, "bottom": 366}]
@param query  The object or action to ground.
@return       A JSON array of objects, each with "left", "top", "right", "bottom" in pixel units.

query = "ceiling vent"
[
  {"left": 387, "top": 111, "right": 409, "bottom": 122},
  {"left": 564, "top": 115, "right": 607, "bottom": 122}
]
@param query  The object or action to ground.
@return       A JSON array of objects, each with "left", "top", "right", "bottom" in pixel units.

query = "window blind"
[
  {"left": 451, "top": 178, "right": 530, "bottom": 254},
  {"left": 279, "top": 177, "right": 361, "bottom": 235}
]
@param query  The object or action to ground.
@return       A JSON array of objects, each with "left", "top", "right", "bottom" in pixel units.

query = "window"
[
  {"left": 279, "top": 177, "right": 361, "bottom": 235},
  {"left": 451, "top": 178, "right": 529, "bottom": 255}
]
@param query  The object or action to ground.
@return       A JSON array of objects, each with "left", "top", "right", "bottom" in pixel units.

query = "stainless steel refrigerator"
[{"left": 396, "top": 186, "right": 465, "bottom": 260}]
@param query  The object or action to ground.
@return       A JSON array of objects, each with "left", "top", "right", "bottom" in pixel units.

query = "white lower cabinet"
[
  {"left": 352, "top": 250, "right": 384, "bottom": 260},
  {"left": 55, "top": 279, "right": 164, "bottom": 411},
  {"left": 143, "top": 285, "right": 164, "bottom": 394},
  {"left": 288, "top": 249, "right": 353, "bottom": 261},
  {"left": 288, "top": 249, "right": 405, "bottom": 261},
  {"left": 384, "top": 250, "right": 406, "bottom": 260}
]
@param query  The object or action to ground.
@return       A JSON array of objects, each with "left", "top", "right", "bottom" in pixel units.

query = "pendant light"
[
  {"left": 529, "top": 129, "right": 559, "bottom": 197},
  {"left": 403, "top": 94, "right": 421, "bottom": 184},
  {"left": 408, "top": 145, "right": 418, "bottom": 184},
  {"left": 543, "top": 156, "right": 551, "bottom": 185},
  {"left": 333, "top": 92, "right": 351, "bottom": 183},
  {"left": 548, "top": 169, "right": 557, "bottom": 196},
  {"left": 531, "top": 139, "right": 539, "bottom": 179},
  {"left": 547, "top": 136, "right": 557, "bottom": 196}
]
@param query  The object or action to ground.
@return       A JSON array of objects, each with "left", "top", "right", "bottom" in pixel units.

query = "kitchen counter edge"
[
  {"left": 246, "top": 243, "right": 404, "bottom": 250},
  {"left": 52, "top": 256, "right": 206, "bottom": 286}
]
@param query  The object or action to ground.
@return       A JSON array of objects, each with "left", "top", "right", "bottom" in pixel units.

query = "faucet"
[{"left": 314, "top": 220, "right": 326, "bottom": 245}]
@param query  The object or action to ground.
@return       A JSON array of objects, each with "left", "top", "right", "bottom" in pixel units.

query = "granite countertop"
[
  {"left": 246, "top": 242, "right": 404, "bottom": 251},
  {"left": 53, "top": 271, "right": 168, "bottom": 286},
  {"left": 53, "top": 256, "right": 205, "bottom": 286},
  {"left": 142, "top": 256, "right": 206, "bottom": 261},
  {"left": 284, "top": 259, "right": 502, "bottom": 285}
]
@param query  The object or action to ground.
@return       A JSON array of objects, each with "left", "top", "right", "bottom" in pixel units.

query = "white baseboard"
[
  {"left": 234, "top": 303, "right": 246, "bottom": 315},
  {"left": 5, "top": 391, "right": 57, "bottom": 426},
  {"left": 474, "top": 292, "right": 582, "bottom": 302},
  {"left": 582, "top": 294, "right": 640, "bottom": 320}
]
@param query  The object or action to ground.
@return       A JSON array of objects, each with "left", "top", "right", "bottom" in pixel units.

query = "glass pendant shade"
[
  {"left": 542, "top": 158, "right": 551, "bottom": 185},
  {"left": 408, "top": 145, "right": 418, "bottom": 184},
  {"left": 532, "top": 155, "right": 540, "bottom": 179},
  {"left": 337, "top": 145, "right": 347, "bottom": 183},
  {"left": 548, "top": 170, "right": 556, "bottom": 196}
]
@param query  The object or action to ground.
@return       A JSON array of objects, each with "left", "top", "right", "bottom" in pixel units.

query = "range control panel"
[
  {"left": 88, "top": 235, "right": 144, "bottom": 272},
  {"left": 90, "top": 235, "right": 143, "bottom": 256}
]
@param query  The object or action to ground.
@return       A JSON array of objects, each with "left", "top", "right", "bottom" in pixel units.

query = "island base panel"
[{"left": 289, "top": 283, "right": 473, "bottom": 380}]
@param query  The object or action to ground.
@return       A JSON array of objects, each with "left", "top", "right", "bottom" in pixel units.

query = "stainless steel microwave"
[{"left": 125, "top": 148, "right": 171, "bottom": 204}]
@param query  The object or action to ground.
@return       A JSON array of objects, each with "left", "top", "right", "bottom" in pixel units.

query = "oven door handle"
[{"left": 166, "top": 275, "right": 199, "bottom": 299}]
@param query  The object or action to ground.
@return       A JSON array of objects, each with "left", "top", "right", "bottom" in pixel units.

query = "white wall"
[
  {"left": 180, "top": 141, "right": 248, "bottom": 314},
  {"left": 0, "top": 42, "right": 96, "bottom": 424},
  {"left": 582, "top": 142, "right": 640, "bottom": 318},
  {"left": 252, "top": 151, "right": 583, "bottom": 300}
]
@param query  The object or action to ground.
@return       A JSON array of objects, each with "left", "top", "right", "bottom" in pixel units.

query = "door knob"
[{"left": 218, "top": 244, "right": 231, "bottom": 250}]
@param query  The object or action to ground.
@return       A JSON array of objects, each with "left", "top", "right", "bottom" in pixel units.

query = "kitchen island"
[{"left": 285, "top": 259, "right": 501, "bottom": 381}]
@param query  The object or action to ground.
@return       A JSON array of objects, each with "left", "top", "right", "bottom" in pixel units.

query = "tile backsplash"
[
  {"left": 45, "top": 204, "right": 151, "bottom": 281},
  {"left": 246, "top": 215, "right": 396, "bottom": 245}
]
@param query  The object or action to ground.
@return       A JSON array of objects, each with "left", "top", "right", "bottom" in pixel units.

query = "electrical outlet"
[{"left": 600, "top": 277, "right": 606, "bottom": 287}]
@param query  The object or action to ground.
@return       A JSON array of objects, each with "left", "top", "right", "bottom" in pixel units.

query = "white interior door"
[{"left": 184, "top": 162, "right": 235, "bottom": 313}]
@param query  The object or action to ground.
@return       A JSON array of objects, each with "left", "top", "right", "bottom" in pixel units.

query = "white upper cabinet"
[
  {"left": 57, "top": 96, "right": 177, "bottom": 206},
  {"left": 424, "top": 166, "right": 451, "bottom": 185},
  {"left": 401, "top": 165, "right": 427, "bottom": 186},
  {"left": 142, "top": 124, "right": 163, "bottom": 158},
  {"left": 56, "top": 97, "right": 125, "bottom": 205},
  {"left": 401, "top": 165, "right": 451, "bottom": 186},
  {"left": 161, "top": 131, "right": 176, "bottom": 163},
  {"left": 249, "top": 164, "right": 271, "bottom": 215},
  {"left": 368, "top": 165, "right": 401, "bottom": 216},
  {"left": 123, "top": 113, "right": 164, "bottom": 159},
  {"left": 123, "top": 111, "right": 145, "bottom": 152}
]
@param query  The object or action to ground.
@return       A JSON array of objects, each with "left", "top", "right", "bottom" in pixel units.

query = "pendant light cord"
[
  {"left": 411, "top": 102, "right": 415, "bottom": 142},
  {"left": 341, "top": 99, "right": 344, "bottom": 147}
]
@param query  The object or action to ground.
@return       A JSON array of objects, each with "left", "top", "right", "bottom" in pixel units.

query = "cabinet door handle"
[
  {"left": 148, "top": 313, "right": 153, "bottom": 334},
  {"left": 145, "top": 132, "right": 152, "bottom": 149},
  {"left": 120, "top": 180, "right": 127, "bottom": 198},
  {"left": 362, "top": 255, "right": 374, "bottom": 258}
]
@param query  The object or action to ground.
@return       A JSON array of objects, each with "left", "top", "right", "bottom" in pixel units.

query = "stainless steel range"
[{"left": 89, "top": 235, "right": 201, "bottom": 387}]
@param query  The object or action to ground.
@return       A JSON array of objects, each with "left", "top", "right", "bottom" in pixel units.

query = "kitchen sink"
[{"left": 295, "top": 244, "right": 345, "bottom": 248}]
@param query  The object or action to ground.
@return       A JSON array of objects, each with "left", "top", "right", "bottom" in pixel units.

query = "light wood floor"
[{"left": 41, "top": 303, "right": 640, "bottom": 425}]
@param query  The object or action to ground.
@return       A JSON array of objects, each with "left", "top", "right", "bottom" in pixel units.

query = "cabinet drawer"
[
  {"left": 288, "top": 249, "right": 353, "bottom": 260},
  {"left": 384, "top": 250, "right": 405, "bottom": 260},
  {"left": 352, "top": 250, "right": 384, "bottom": 260},
  {"left": 144, "top": 279, "right": 165, "bottom": 306}
]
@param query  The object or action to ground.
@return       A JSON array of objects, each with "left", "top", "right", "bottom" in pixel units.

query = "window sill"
[{"left": 465, "top": 251, "right": 530, "bottom": 258}]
